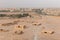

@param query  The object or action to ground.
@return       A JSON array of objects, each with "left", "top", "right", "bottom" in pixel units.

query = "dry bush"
[
  {"left": 15, "top": 25, "right": 26, "bottom": 31},
  {"left": 1, "top": 23, "right": 15, "bottom": 26},
  {"left": 0, "top": 14, "right": 7, "bottom": 17},
  {"left": 1, "top": 23, "right": 13, "bottom": 26},
  {"left": 0, "top": 29, "right": 9, "bottom": 32},
  {"left": 13, "top": 20, "right": 20, "bottom": 24},
  {"left": 13, "top": 25, "right": 26, "bottom": 35},
  {"left": 14, "top": 31, "right": 24, "bottom": 35},
  {"left": 8, "top": 13, "right": 31, "bottom": 18},
  {"left": 42, "top": 30, "right": 55, "bottom": 35},
  {"left": 32, "top": 23, "right": 42, "bottom": 26},
  {"left": 0, "top": 10, "right": 10, "bottom": 12},
  {"left": 0, "top": 13, "right": 31, "bottom": 18},
  {"left": 1, "top": 20, "right": 20, "bottom": 26}
]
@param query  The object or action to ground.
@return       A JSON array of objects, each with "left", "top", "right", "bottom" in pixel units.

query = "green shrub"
[
  {"left": 0, "top": 13, "right": 31, "bottom": 18},
  {"left": 13, "top": 13, "right": 30, "bottom": 18},
  {"left": 0, "top": 10, "right": 10, "bottom": 12},
  {"left": 0, "top": 14, "right": 7, "bottom": 17}
]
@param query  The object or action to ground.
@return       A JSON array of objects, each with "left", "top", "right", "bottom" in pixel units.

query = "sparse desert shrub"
[
  {"left": 0, "top": 13, "right": 31, "bottom": 18},
  {"left": 15, "top": 25, "right": 26, "bottom": 31},
  {"left": 0, "top": 14, "right": 7, "bottom": 17},
  {"left": 17, "top": 25, "right": 26, "bottom": 29},
  {"left": 42, "top": 30, "right": 55, "bottom": 35},
  {"left": 13, "top": 20, "right": 20, "bottom": 23},
  {"left": 43, "top": 31, "right": 54, "bottom": 34},
  {"left": 0, "top": 29, "right": 9, "bottom": 32},
  {"left": 15, "top": 13, "right": 30, "bottom": 18},
  {"left": 0, "top": 10, "right": 10, "bottom": 12},
  {"left": 9, "top": 13, "right": 31, "bottom": 18},
  {"left": 13, "top": 14, "right": 24, "bottom": 18},
  {"left": 33, "top": 23, "right": 42, "bottom": 26},
  {"left": 14, "top": 31, "right": 24, "bottom": 35},
  {"left": 1, "top": 21, "right": 18, "bottom": 26},
  {"left": 14, "top": 25, "right": 27, "bottom": 35},
  {"left": 1, "top": 23, "right": 14, "bottom": 26},
  {"left": 14, "top": 25, "right": 26, "bottom": 35}
]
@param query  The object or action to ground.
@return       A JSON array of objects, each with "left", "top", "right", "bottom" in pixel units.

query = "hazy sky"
[{"left": 0, "top": 0, "right": 60, "bottom": 8}]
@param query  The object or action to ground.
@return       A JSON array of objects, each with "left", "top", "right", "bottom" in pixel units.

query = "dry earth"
[{"left": 0, "top": 9, "right": 60, "bottom": 40}]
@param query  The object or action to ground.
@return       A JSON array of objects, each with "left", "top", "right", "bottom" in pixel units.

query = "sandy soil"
[{"left": 0, "top": 11, "right": 60, "bottom": 40}]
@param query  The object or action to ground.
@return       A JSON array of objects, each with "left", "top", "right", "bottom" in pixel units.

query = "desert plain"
[{"left": 0, "top": 8, "right": 60, "bottom": 40}]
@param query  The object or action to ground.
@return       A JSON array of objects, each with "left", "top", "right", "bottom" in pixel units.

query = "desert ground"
[{"left": 0, "top": 8, "right": 60, "bottom": 40}]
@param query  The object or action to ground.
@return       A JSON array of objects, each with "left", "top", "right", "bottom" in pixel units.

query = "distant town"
[
  {"left": 0, "top": 8, "right": 60, "bottom": 16},
  {"left": 0, "top": 8, "right": 43, "bottom": 12}
]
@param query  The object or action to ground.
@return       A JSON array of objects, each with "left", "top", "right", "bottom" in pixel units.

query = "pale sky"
[{"left": 0, "top": 0, "right": 60, "bottom": 8}]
